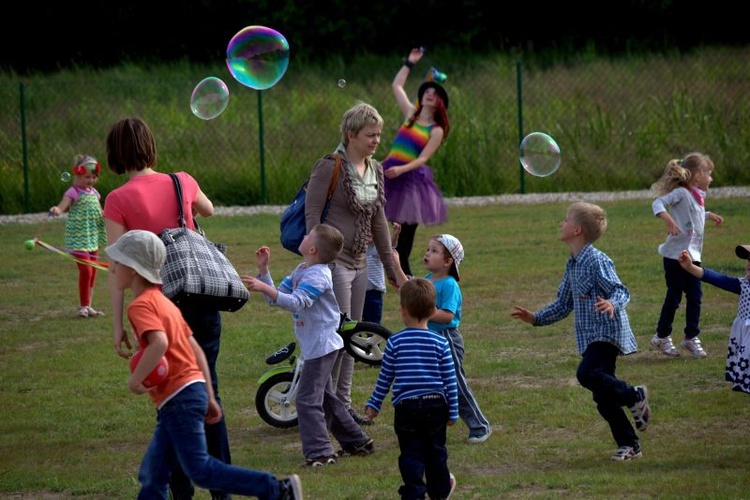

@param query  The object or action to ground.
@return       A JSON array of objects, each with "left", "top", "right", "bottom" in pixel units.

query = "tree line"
[{"left": 3, "top": 0, "right": 746, "bottom": 74}]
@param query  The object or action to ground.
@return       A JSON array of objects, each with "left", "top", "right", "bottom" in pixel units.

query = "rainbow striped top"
[{"left": 382, "top": 120, "right": 433, "bottom": 167}]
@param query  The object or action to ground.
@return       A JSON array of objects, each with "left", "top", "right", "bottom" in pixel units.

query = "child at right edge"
[
  {"left": 391, "top": 233, "right": 492, "bottom": 443},
  {"left": 511, "top": 201, "right": 650, "bottom": 461},
  {"left": 650, "top": 152, "right": 723, "bottom": 358}
]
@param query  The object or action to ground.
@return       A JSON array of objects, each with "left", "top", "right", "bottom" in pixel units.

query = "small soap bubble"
[
  {"left": 226, "top": 26, "right": 290, "bottom": 90},
  {"left": 338, "top": 79, "right": 346, "bottom": 88},
  {"left": 60, "top": 172, "right": 71, "bottom": 182},
  {"left": 519, "top": 132, "right": 561, "bottom": 177},
  {"left": 190, "top": 77, "right": 230, "bottom": 120}
]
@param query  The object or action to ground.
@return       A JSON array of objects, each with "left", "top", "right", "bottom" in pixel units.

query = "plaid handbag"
[{"left": 159, "top": 173, "right": 248, "bottom": 312}]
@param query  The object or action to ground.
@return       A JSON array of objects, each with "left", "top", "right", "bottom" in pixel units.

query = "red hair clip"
[{"left": 72, "top": 158, "right": 101, "bottom": 175}]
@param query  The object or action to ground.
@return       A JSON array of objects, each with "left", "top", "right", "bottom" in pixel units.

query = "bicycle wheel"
[
  {"left": 255, "top": 372, "right": 298, "bottom": 428},
  {"left": 340, "top": 321, "right": 392, "bottom": 366}
]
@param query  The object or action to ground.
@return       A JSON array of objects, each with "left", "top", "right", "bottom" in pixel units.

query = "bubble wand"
[{"left": 26, "top": 238, "right": 110, "bottom": 271}]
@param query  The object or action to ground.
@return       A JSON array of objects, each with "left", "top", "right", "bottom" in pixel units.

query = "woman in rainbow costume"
[{"left": 381, "top": 47, "right": 451, "bottom": 276}]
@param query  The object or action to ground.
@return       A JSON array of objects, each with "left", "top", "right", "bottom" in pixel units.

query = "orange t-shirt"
[{"left": 127, "top": 287, "right": 205, "bottom": 407}]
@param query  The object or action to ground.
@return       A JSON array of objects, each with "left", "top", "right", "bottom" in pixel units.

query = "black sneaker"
[
  {"left": 348, "top": 408, "right": 373, "bottom": 426},
  {"left": 336, "top": 438, "right": 374, "bottom": 457},
  {"left": 278, "top": 474, "right": 303, "bottom": 499},
  {"left": 628, "top": 386, "right": 650, "bottom": 432}
]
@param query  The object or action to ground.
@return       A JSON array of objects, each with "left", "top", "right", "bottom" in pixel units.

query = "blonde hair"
[
  {"left": 311, "top": 223, "right": 344, "bottom": 263},
  {"left": 400, "top": 278, "right": 436, "bottom": 321},
  {"left": 339, "top": 101, "right": 383, "bottom": 145},
  {"left": 650, "top": 152, "right": 713, "bottom": 196},
  {"left": 568, "top": 201, "right": 607, "bottom": 243}
]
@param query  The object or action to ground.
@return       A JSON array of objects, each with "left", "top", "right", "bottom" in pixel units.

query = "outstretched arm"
[
  {"left": 678, "top": 249, "right": 705, "bottom": 279},
  {"left": 511, "top": 306, "right": 536, "bottom": 325},
  {"left": 392, "top": 48, "right": 423, "bottom": 118}
]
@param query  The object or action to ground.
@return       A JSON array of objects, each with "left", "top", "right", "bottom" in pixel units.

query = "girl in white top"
[{"left": 650, "top": 152, "right": 724, "bottom": 358}]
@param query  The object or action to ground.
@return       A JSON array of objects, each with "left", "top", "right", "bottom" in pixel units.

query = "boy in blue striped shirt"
[
  {"left": 366, "top": 278, "right": 459, "bottom": 500},
  {"left": 511, "top": 201, "right": 651, "bottom": 462}
]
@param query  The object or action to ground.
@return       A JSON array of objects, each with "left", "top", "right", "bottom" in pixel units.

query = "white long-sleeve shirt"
[
  {"left": 652, "top": 186, "right": 711, "bottom": 262},
  {"left": 258, "top": 263, "right": 343, "bottom": 360}
]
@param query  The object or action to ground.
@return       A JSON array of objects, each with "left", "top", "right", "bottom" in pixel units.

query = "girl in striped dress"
[{"left": 49, "top": 154, "right": 107, "bottom": 317}]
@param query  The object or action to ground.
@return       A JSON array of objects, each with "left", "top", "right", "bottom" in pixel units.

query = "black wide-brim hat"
[{"left": 417, "top": 81, "right": 449, "bottom": 109}]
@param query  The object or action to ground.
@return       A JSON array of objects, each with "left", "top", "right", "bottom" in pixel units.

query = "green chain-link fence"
[{"left": 2, "top": 47, "right": 749, "bottom": 215}]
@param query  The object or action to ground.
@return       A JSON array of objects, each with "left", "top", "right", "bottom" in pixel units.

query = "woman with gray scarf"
[{"left": 305, "top": 102, "right": 397, "bottom": 425}]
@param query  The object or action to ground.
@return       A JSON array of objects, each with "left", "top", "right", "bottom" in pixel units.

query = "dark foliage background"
[{"left": 3, "top": 0, "right": 746, "bottom": 74}]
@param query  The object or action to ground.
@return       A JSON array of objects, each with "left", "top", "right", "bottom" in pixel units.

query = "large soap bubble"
[
  {"left": 190, "top": 77, "right": 230, "bottom": 120},
  {"left": 519, "top": 132, "right": 561, "bottom": 177},
  {"left": 226, "top": 26, "right": 290, "bottom": 90}
]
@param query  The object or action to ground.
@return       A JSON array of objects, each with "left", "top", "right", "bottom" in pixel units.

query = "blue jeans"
[
  {"left": 138, "top": 383, "right": 279, "bottom": 499},
  {"left": 576, "top": 341, "right": 639, "bottom": 448},
  {"left": 394, "top": 395, "right": 451, "bottom": 500},
  {"left": 656, "top": 257, "right": 703, "bottom": 339},
  {"left": 362, "top": 289, "right": 384, "bottom": 324},
  {"left": 171, "top": 308, "right": 232, "bottom": 500}
]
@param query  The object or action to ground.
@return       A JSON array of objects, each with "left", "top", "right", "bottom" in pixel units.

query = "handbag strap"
[
  {"left": 327, "top": 153, "right": 342, "bottom": 199},
  {"left": 321, "top": 154, "right": 342, "bottom": 222},
  {"left": 169, "top": 172, "right": 203, "bottom": 233},
  {"left": 168, "top": 173, "right": 187, "bottom": 228}
]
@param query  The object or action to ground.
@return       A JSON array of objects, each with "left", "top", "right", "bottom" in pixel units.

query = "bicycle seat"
[{"left": 266, "top": 342, "right": 296, "bottom": 365}]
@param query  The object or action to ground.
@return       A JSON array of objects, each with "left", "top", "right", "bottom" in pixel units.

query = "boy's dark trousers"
[
  {"left": 576, "top": 341, "right": 639, "bottom": 448},
  {"left": 394, "top": 394, "right": 452, "bottom": 500}
]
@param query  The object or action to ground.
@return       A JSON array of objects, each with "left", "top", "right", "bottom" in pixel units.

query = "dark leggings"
[{"left": 395, "top": 223, "right": 419, "bottom": 276}]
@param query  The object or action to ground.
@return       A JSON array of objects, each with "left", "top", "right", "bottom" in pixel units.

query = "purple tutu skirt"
[{"left": 383, "top": 161, "right": 448, "bottom": 225}]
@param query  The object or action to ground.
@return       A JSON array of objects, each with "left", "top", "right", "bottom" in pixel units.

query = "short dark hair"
[
  {"left": 400, "top": 277, "right": 436, "bottom": 321},
  {"left": 106, "top": 117, "right": 158, "bottom": 175}
]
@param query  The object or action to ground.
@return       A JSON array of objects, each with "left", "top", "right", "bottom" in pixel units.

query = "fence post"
[
  {"left": 516, "top": 59, "right": 525, "bottom": 194},
  {"left": 257, "top": 90, "right": 267, "bottom": 204},
  {"left": 20, "top": 82, "right": 30, "bottom": 213}
]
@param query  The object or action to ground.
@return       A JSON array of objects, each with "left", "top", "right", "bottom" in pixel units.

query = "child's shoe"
[
  {"left": 681, "top": 337, "right": 707, "bottom": 358},
  {"left": 628, "top": 386, "right": 650, "bottom": 432},
  {"left": 467, "top": 426, "right": 492, "bottom": 444},
  {"left": 278, "top": 474, "right": 303, "bottom": 499},
  {"left": 610, "top": 444, "right": 642, "bottom": 461},
  {"left": 336, "top": 438, "right": 374, "bottom": 457},
  {"left": 86, "top": 306, "right": 105, "bottom": 317},
  {"left": 447, "top": 472, "right": 457, "bottom": 499},
  {"left": 77, "top": 306, "right": 89, "bottom": 318},
  {"left": 650, "top": 334, "right": 680, "bottom": 357},
  {"left": 348, "top": 408, "right": 373, "bottom": 426},
  {"left": 301, "top": 456, "right": 336, "bottom": 467}
]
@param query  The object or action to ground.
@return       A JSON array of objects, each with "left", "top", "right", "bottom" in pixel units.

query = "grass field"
[{"left": 1, "top": 195, "right": 749, "bottom": 498}]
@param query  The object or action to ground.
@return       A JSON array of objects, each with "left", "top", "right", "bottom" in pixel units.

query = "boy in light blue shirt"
[{"left": 242, "top": 223, "right": 373, "bottom": 467}]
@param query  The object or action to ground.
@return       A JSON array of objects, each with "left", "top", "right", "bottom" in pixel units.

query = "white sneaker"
[
  {"left": 650, "top": 334, "right": 680, "bottom": 357},
  {"left": 681, "top": 337, "right": 707, "bottom": 358},
  {"left": 447, "top": 472, "right": 457, "bottom": 499}
]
